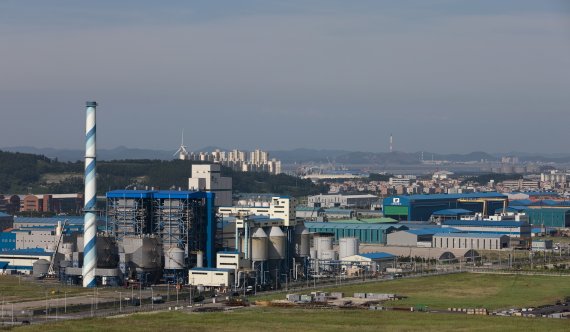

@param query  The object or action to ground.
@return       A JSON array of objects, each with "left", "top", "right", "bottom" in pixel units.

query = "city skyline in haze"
[{"left": 1, "top": 1, "right": 569, "bottom": 154}]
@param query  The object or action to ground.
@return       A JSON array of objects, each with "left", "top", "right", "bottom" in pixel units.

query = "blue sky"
[{"left": 1, "top": 1, "right": 569, "bottom": 153}]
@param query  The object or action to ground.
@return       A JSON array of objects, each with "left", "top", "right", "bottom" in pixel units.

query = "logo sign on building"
[{"left": 392, "top": 197, "right": 401, "bottom": 205}]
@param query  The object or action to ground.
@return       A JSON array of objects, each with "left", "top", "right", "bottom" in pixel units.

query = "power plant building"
[{"left": 304, "top": 222, "right": 408, "bottom": 244}]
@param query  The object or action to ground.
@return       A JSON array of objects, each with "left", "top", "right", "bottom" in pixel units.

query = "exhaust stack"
[{"left": 82, "top": 101, "right": 98, "bottom": 288}]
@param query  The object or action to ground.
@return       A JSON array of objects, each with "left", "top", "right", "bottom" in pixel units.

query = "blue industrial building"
[
  {"left": 383, "top": 193, "right": 508, "bottom": 221},
  {"left": 106, "top": 190, "right": 216, "bottom": 269}
]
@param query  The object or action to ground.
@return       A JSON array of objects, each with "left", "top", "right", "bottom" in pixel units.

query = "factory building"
[
  {"left": 188, "top": 164, "right": 232, "bottom": 207},
  {"left": 295, "top": 206, "right": 325, "bottom": 221},
  {"left": 432, "top": 233, "right": 510, "bottom": 251},
  {"left": 517, "top": 208, "right": 570, "bottom": 228},
  {"left": 430, "top": 209, "right": 475, "bottom": 223},
  {"left": 0, "top": 249, "right": 53, "bottom": 274},
  {"left": 386, "top": 228, "right": 461, "bottom": 247},
  {"left": 308, "top": 194, "right": 379, "bottom": 209},
  {"left": 188, "top": 267, "right": 234, "bottom": 289},
  {"left": 103, "top": 190, "right": 216, "bottom": 285},
  {"left": 441, "top": 220, "right": 531, "bottom": 240},
  {"left": 304, "top": 222, "right": 408, "bottom": 244},
  {"left": 218, "top": 196, "right": 296, "bottom": 227},
  {"left": 383, "top": 193, "right": 508, "bottom": 221}
]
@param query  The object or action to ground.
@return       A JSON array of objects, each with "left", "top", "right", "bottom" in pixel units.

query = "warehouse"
[
  {"left": 386, "top": 228, "right": 461, "bottom": 247},
  {"left": 520, "top": 208, "right": 570, "bottom": 228},
  {"left": 308, "top": 194, "right": 379, "bottom": 209},
  {"left": 0, "top": 248, "right": 53, "bottom": 274},
  {"left": 432, "top": 233, "right": 510, "bottom": 250},
  {"left": 383, "top": 193, "right": 507, "bottom": 221},
  {"left": 441, "top": 220, "right": 531, "bottom": 239},
  {"left": 304, "top": 222, "right": 407, "bottom": 244},
  {"left": 430, "top": 209, "right": 475, "bottom": 223}
]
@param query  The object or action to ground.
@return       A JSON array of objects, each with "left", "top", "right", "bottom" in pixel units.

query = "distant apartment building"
[{"left": 187, "top": 148, "right": 281, "bottom": 175}]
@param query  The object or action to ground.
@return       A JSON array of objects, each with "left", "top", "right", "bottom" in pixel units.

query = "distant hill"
[
  {"left": 3, "top": 146, "right": 568, "bottom": 164},
  {"left": 0, "top": 150, "right": 325, "bottom": 197}
]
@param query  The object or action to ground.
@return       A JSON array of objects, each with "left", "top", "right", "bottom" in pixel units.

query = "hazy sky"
[{"left": 1, "top": 1, "right": 569, "bottom": 154}]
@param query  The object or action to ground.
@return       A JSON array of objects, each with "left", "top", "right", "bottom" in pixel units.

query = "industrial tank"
[
  {"left": 268, "top": 226, "right": 286, "bottom": 260},
  {"left": 295, "top": 224, "right": 310, "bottom": 258},
  {"left": 33, "top": 259, "right": 50, "bottom": 278},
  {"left": 196, "top": 251, "right": 204, "bottom": 268},
  {"left": 164, "top": 247, "right": 185, "bottom": 270},
  {"left": 251, "top": 228, "right": 268, "bottom": 261},
  {"left": 320, "top": 250, "right": 337, "bottom": 261},
  {"left": 314, "top": 234, "right": 333, "bottom": 258},
  {"left": 339, "top": 237, "right": 359, "bottom": 259}
]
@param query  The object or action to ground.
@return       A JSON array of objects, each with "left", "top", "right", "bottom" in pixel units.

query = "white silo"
[
  {"left": 314, "top": 234, "right": 333, "bottom": 259},
  {"left": 339, "top": 237, "right": 359, "bottom": 259},
  {"left": 295, "top": 224, "right": 310, "bottom": 258},
  {"left": 268, "top": 226, "right": 286, "bottom": 260},
  {"left": 251, "top": 228, "right": 268, "bottom": 261},
  {"left": 164, "top": 247, "right": 185, "bottom": 270}
]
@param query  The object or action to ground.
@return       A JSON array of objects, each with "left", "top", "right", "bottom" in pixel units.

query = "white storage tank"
[
  {"left": 339, "top": 237, "right": 359, "bottom": 259},
  {"left": 164, "top": 247, "right": 185, "bottom": 270},
  {"left": 268, "top": 226, "right": 286, "bottom": 260},
  {"left": 295, "top": 224, "right": 310, "bottom": 258},
  {"left": 314, "top": 234, "right": 333, "bottom": 258},
  {"left": 251, "top": 228, "right": 268, "bottom": 261}
]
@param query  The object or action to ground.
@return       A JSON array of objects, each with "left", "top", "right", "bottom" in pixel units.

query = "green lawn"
[
  {"left": 256, "top": 273, "right": 570, "bottom": 310},
  {"left": 14, "top": 308, "right": 570, "bottom": 332}
]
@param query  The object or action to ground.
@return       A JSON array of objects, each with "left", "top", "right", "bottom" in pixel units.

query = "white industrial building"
[
  {"left": 432, "top": 233, "right": 510, "bottom": 251},
  {"left": 386, "top": 228, "right": 461, "bottom": 247},
  {"left": 340, "top": 252, "right": 396, "bottom": 273},
  {"left": 307, "top": 194, "right": 379, "bottom": 209},
  {"left": 188, "top": 267, "right": 234, "bottom": 289},
  {"left": 188, "top": 164, "right": 232, "bottom": 207},
  {"left": 218, "top": 196, "right": 297, "bottom": 227}
]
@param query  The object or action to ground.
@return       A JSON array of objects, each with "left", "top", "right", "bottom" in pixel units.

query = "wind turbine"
[{"left": 174, "top": 130, "right": 189, "bottom": 160}]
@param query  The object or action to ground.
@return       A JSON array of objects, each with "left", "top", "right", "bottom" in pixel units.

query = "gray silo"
[
  {"left": 268, "top": 226, "right": 286, "bottom": 260},
  {"left": 251, "top": 228, "right": 268, "bottom": 261}
]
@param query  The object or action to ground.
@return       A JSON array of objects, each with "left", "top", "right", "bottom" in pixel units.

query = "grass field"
[
  {"left": 14, "top": 308, "right": 570, "bottom": 332},
  {"left": 0, "top": 276, "right": 104, "bottom": 302},
  {"left": 256, "top": 273, "right": 570, "bottom": 310}
]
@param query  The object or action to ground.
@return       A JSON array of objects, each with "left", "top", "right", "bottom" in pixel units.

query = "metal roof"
[
  {"left": 217, "top": 251, "right": 240, "bottom": 255},
  {"left": 305, "top": 222, "right": 407, "bottom": 231},
  {"left": 106, "top": 190, "right": 156, "bottom": 198},
  {"left": 360, "top": 252, "right": 396, "bottom": 260},
  {"left": 404, "top": 227, "right": 461, "bottom": 236},
  {"left": 386, "top": 192, "right": 506, "bottom": 203},
  {"left": 432, "top": 209, "right": 474, "bottom": 216},
  {"left": 0, "top": 248, "right": 52, "bottom": 256},
  {"left": 13, "top": 216, "right": 87, "bottom": 224},
  {"left": 433, "top": 232, "right": 507, "bottom": 239},
  {"left": 442, "top": 220, "right": 528, "bottom": 227},
  {"left": 190, "top": 267, "right": 234, "bottom": 273}
]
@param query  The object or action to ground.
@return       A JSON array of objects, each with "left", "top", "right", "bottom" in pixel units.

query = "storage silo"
[
  {"left": 251, "top": 228, "right": 268, "bottom": 261},
  {"left": 164, "top": 247, "right": 185, "bottom": 270},
  {"left": 295, "top": 224, "right": 310, "bottom": 258},
  {"left": 339, "top": 237, "right": 359, "bottom": 259},
  {"left": 268, "top": 226, "right": 286, "bottom": 260},
  {"left": 314, "top": 234, "right": 333, "bottom": 258},
  {"left": 33, "top": 259, "right": 50, "bottom": 278}
]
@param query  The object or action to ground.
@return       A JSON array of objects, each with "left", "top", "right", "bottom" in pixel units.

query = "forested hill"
[{"left": 0, "top": 150, "right": 326, "bottom": 197}]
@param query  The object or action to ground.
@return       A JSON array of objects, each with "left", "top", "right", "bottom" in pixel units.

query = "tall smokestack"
[{"left": 82, "top": 101, "right": 97, "bottom": 288}]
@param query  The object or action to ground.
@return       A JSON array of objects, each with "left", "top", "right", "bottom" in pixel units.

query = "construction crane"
[{"left": 46, "top": 219, "right": 68, "bottom": 278}]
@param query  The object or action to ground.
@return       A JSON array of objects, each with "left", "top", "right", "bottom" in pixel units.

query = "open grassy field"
[
  {"left": 256, "top": 273, "right": 570, "bottom": 310},
  {"left": 14, "top": 307, "right": 570, "bottom": 332},
  {"left": 0, "top": 276, "right": 107, "bottom": 302}
]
